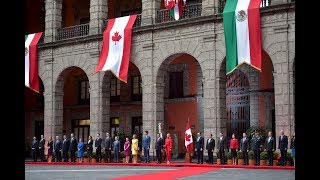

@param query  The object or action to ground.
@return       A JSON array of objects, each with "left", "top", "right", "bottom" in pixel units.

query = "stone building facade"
[{"left": 25, "top": 0, "right": 295, "bottom": 157}]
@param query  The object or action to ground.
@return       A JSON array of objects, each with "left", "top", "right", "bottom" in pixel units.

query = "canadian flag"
[
  {"left": 185, "top": 120, "right": 194, "bottom": 152},
  {"left": 94, "top": 15, "right": 137, "bottom": 83}
]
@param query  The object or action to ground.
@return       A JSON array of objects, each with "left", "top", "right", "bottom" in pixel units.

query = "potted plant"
[
  {"left": 216, "top": 150, "right": 221, "bottom": 165},
  {"left": 92, "top": 151, "right": 96, "bottom": 163},
  {"left": 83, "top": 151, "right": 88, "bottom": 163},
  {"left": 227, "top": 151, "right": 232, "bottom": 165},
  {"left": 248, "top": 150, "right": 255, "bottom": 165},
  {"left": 273, "top": 151, "right": 279, "bottom": 166},
  {"left": 237, "top": 150, "right": 244, "bottom": 165},
  {"left": 286, "top": 152, "right": 292, "bottom": 166},
  {"left": 259, "top": 151, "right": 268, "bottom": 166}
]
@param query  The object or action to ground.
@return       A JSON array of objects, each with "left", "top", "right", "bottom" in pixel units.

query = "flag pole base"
[{"left": 185, "top": 152, "right": 192, "bottom": 163}]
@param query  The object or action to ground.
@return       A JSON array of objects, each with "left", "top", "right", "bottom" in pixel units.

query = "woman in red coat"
[
  {"left": 230, "top": 133, "right": 239, "bottom": 165},
  {"left": 164, "top": 133, "right": 173, "bottom": 164}
]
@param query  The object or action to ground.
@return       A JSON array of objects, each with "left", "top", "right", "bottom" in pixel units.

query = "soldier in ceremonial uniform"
[{"left": 251, "top": 130, "right": 262, "bottom": 166}]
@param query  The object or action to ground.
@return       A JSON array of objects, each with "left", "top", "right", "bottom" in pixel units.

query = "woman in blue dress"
[{"left": 77, "top": 138, "right": 84, "bottom": 163}]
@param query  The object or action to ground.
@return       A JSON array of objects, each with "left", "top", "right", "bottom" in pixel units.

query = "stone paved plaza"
[{"left": 25, "top": 165, "right": 295, "bottom": 180}]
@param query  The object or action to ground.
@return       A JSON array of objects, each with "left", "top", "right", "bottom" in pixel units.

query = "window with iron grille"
[
  {"left": 132, "top": 76, "right": 142, "bottom": 101},
  {"left": 111, "top": 77, "right": 121, "bottom": 102},
  {"left": 169, "top": 72, "right": 184, "bottom": 99}
]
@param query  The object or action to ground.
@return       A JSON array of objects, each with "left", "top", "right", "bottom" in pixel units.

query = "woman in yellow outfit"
[{"left": 131, "top": 134, "right": 139, "bottom": 163}]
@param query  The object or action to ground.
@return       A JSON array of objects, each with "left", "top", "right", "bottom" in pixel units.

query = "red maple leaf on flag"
[
  {"left": 185, "top": 133, "right": 191, "bottom": 141},
  {"left": 112, "top": 31, "right": 122, "bottom": 45}
]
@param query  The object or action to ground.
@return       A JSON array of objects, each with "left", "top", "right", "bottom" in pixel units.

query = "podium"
[{"left": 185, "top": 152, "right": 192, "bottom": 163}]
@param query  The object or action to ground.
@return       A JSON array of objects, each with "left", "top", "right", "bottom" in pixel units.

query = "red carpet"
[
  {"left": 25, "top": 162, "right": 295, "bottom": 170},
  {"left": 111, "top": 167, "right": 218, "bottom": 180}
]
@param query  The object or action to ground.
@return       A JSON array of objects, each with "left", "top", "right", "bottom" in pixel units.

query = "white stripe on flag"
[
  {"left": 235, "top": 0, "right": 251, "bottom": 65},
  {"left": 102, "top": 16, "right": 130, "bottom": 76},
  {"left": 25, "top": 34, "right": 35, "bottom": 87},
  {"left": 174, "top": 4, "right": 180, "bottom": 20}
]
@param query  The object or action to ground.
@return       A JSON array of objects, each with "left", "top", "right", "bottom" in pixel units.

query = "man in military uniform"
[{"left": 251, "top": 130, "right": 262, "bottom": 166}]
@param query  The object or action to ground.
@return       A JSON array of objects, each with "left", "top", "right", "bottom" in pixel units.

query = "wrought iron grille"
[
  {"left": 215, "top": 0, "right": 271, "bottom": 14},
  {"left": 226, "top": 69, "right": 250, "bottom": 139},
  {"left": 56, "top": 23, "right": 89, "bottom": 41},
  {"left": 102, "top": 14, "right": 141, "bottom": 33},
  {"left": 156, "top": 3, "right": 202, "bottom": 24}
]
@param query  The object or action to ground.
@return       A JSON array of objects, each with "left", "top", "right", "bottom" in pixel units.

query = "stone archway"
[{"left": 156, "top": 53, "right": 204, "bottom": 157}]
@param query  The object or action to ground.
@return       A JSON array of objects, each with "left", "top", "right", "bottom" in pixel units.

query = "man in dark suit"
[
  {"left": 62, "top": 135, "right": 69, "bottom": 162},
  {"left": 54, "top": 135, "right": 62, "bottom": 162},
  {"left": 69, "top": 133, "right": 78, "bottom": 162},
  {"left": 95, "top": 133, "right": 102, "bottom": 162},
  {"left": 278, "top": 130, "right": 288, "bottom": 166},
  {"left": 265, "top": 131, "right": 276, "bottom": 166},
  {"left": 206, "top": 134, "right": 215, "bottom": 164},
  {"left": 251, "top": 130, "right": 262, "bottom": 166},
  {"left": 217, "top": 132, "right": 227, "bottom": 164},
  {"left": 195, "top": 132, "right": 204, "bottom": 164},
  {"left": 39, "top": 135, "right": 46, "bottom": 162},
  {"left": 113, "top": 136, "right": 121, "bottom": 163},
  {"left": 155, "top": 133, "right": 163, "bottom": 164},
  {"left": 240, "top": 132, "right": 250, "bottom": 165},
  {"left": 31, "top": 136, "right": 39, "bottom": 162},
  {"left": 104, "top": 132, "right": 112, "bottom": 163},
  {"left": 143, "top": 130, "right": 151, "bottom": 163}
]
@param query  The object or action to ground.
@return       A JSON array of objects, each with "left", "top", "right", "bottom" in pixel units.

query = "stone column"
[
  {"left": 141, "top": 0, "right": 161, "bottom": 26},
  {"left": 51, "top": 91, "right": 64, "bottom": 139},
  {"left": 89, "top": 0, "right": 108, "bottom": 35},
  {"left": 202, "top": 0, "right": 215, "bottom": 16},
  {"left": 89, "top": 72, "right": 103, "bottom": 139},
  {"left": 101, "top": 73, "right": 111, "bottom": 138},
  {"left": 44, "top": 0, "right": 62, "bottom": 43}
]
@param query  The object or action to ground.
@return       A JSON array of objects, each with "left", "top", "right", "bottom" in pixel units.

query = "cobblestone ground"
[{"left": 25, "top": 165, "right": 295, "bottom": 180}]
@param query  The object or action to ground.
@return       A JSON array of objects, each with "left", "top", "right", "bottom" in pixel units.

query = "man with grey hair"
[
  {"left": 104, "top": 132, "right": 112, "bottom": 163},
  {"left": 278, "top": 130, "right": 288, "bottom": 166},
  {"left": 54, "top": 136, "right": 62, "bottom": 162},
  {"left": 31, "top": 136, "right": 39, "bottom": 162}
]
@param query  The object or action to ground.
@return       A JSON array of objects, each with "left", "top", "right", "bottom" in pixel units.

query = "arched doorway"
[
  {"left": 156, "top": 53, "right": 204, "bottom": 158},
  {"left": 101, "top": 62, "right": 143, "bottom": 151},
  {"left": 56, "top": 67, "right": 90, "bottom": 143},
  {"left": 25, "top": 77, "right": 44, "bottom": 158},
  {"left": 220, "top": 50, "right": 276, "bottom": 140},
  {"left": 226, "top": 69, "right": 250, "bottom": 139},
  {"left": 107, "top": 0, "right": 142, "bottom": 18}
]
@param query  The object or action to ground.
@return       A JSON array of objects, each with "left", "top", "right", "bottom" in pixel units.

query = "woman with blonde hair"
[
  {"left": 131, "top": 134, "right": 139, "bottom": 163},
  {"left": 164, "top": 133, "right": 173, "bottom": 164}
]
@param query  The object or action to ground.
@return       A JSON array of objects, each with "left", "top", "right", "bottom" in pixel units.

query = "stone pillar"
[
  {"left": 101, "top": 73, "right": 111, "bottom": 138},
  {"left": 89, "top": 0, "right": 108, "bottom": 35},
  {"left": 44, "top": 0, "right": 62, "bottom": 43},
  {"left": 246, "top": 69, "right": 260, "bottom": 128},
  {"left": 202, "top": 0, "right": 215, "bottom": 16},
  {"left": 89, "top": 72, "right": 103, "bottom": 139},
  {"left": 51, "top": 91, "right": 64, "bottom": 139},
  {"left": 141, "top": 0, "right": 161, "bottom": 26}
]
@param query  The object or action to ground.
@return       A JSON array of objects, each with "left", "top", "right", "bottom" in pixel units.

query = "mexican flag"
[
  {"left": 170, "top": 1, "right": 183, "bottom": 20},
  {"left": 223, "top": 0, "right": 262, "bottom": 75},
  {"left": 25, "top": 32, "right": 43, "bottom": 93},
  {"left": 185, "top": 120, "right": 194, "bottom": 152},
  {"left": 94, "top": 15, "right": 137, "bottom": 83}
]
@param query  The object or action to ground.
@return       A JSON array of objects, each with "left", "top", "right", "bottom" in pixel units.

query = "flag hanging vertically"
[
  {"left": 25, "top": 32, "right": 43, "bottom": 93},
  {"left": 165, "top": 0, "right": 187, "bottom": 20},
  {"left": 223, "top": 0, "right": 262, "bottom": 75},
  {"left": 185, "top": 119, "right": 194, "bottom": 152},
  {"left": 93, "top": 15, "right": 137, "bottom": 83}
]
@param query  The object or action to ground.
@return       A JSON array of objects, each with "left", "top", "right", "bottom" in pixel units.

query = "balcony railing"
[
  {"left": 56, "top": 23, "right": 89, "bottom": 41},
  {"left": 156, "top": 3, "right": 202, "bottom": 24},
  {"left": 215, "top": 0, "right": 271, "bottom": 14},
  {"left": 102, "top": 14, "right": 141, "bottom": 33}
]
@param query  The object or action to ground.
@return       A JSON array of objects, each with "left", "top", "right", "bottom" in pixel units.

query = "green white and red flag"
[
  {"left": 165, "top": 0, "right": 187, "bottom": 20},
  {"left": 223, "top": 0, "right": 262, "bottom": 74},
  {"left": 25, "top": 32, "right": 42, "bottom": 93}
]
